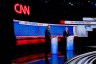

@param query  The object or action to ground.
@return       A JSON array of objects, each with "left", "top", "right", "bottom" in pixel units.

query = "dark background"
[
  {"left": 0, "top": 0, "right": 96, "bottom": 63},
  {"left": 13, "top": 0, "right": 96, "bottom": 24}
]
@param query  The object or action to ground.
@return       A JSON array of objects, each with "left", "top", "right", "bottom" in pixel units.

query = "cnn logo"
[{"left": 14, "top": 3, "right": 30, "bottom": 16}]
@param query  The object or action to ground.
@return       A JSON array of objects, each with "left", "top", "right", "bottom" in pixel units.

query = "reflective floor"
[
  {"left": 28, "top": 50, "right": 74, "bottom": 64},
  {"left": 65, "top": 51, "right": 96, "bottom": 64},
  {"left": 28, "top": 46, "right": 96, "bottom": 64}
]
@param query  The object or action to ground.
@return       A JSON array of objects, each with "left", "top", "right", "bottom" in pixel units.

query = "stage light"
[{"left": 88, "top": 0, "right": 91, "bottom": 3}]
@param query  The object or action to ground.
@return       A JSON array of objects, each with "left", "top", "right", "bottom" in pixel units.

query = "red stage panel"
[{"left": 16, "top": 36, "right": 78, "bottom": 45}]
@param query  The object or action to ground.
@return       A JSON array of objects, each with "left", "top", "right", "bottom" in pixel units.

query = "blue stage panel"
[{"left": 14, "top": 22, "right": 74, "bottom": 36}]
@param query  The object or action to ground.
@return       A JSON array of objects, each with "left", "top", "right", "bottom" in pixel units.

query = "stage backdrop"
[{"left": 14, "top": 20, "right": 74, "bottom": 37}]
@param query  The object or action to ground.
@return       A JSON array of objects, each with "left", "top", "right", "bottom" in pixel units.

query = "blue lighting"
[
  {"left": 95, "top": 3, "right": 96, "bottom": 6},
  {"left": 14, "top": 22, "right": 74, "bottom": 36}
]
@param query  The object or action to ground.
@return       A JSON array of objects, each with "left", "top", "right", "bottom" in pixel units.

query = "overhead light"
[
  {"left": 71, "top": 4, "right": 73, "bottom": 6},
  {"left": 69, "top": 2, "right": 71, "bottom": 5},
  {"left": 88, "top": 0, "right": 90, "bottom": 3}
]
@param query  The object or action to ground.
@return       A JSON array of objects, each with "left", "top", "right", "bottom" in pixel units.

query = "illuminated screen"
[
  {"left": 14, "top": 20, "right": 74, "bottom": 37},
  {"left": 13, "top": 19, "right": 75, "bottom": 45}
]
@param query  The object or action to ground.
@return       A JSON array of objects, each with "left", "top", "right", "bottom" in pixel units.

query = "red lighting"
[
  {"left": 60, "top": 20, "right": 65, "bottom": 24},
  {"left": 14, "top": 3, "right": 30, "bottom": 16}
]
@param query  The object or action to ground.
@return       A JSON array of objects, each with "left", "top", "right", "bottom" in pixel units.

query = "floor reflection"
[
  {"left": 51, "top": 50, "right": 74, "bottom": 64},
  {"left": 52, "top": 54, "right": 58, "bottom": 64},
  {"left": 30, "top": 50, "right": 74, "bottom": 64},
  {"left": 67, "top": 50, "right": 74, "bottom": 60},
  {"left": 24, "top": 46, "right": 96, "bottom": 64}
]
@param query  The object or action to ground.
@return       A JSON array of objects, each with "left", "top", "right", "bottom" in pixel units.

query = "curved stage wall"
[
  {"left": 13, "top": 20, "right": 75, "bottom": 45},
  {"left": 14, "top": 21, "right": 73, "bottom": 36}
]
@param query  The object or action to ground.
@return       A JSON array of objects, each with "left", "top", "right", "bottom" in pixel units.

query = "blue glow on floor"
[
  {"left": 52, "top": 54, "right": 58, "bottom": 64},
  {"left": 67, "top": 51, "right": 74, "bottom": 59},
  {"left": 28, "top": 57, "right": 64, "bottom": 64},
  {"left": 28, "top": 51, "right": 74, "bottom": 64}
]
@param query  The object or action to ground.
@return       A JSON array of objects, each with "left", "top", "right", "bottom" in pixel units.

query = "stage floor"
[
  {"left": 28, "top": 56, "right": 64, "bottom": 64},
  {"left": 27, "top": 50, "right": 76, "bottom": 64},
  {"left": 28, "top": 46, "right": 96, "bottom": 64},
  {"left": 11, "top": 46, "right": 96, "bottom": 64}
]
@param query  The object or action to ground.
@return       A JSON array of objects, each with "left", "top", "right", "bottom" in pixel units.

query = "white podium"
[
  {"left": 51, "top": 36, "right": 58, "bottom": 64},
  {"left": 66, "top": 36, "right": 74, "bottom": 50},
  {"left": 51, "top": 36, "right": 58, "bottom": 54}
]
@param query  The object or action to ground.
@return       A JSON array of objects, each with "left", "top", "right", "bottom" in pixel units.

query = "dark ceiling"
[{"left": 3, "top": 0, "right": 96, "bottom": 23}]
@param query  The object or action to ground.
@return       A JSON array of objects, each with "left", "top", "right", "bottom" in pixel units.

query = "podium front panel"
[
  {"left": 51, "top": 37, "right": 58, "bottom": 64},
  {"left": 51, "top": 37, "right": 58, "bottom": 54},
  {"left": 67, "top": 36, "right": 74, "bottom": 50}
]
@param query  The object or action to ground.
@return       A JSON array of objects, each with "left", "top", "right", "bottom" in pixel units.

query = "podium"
[
  {"left": 50, "top": 36, "right": 74, "bottom": 64},
  {"left": 51, "top": 36, "right": 58, "bottom": 64},
  {"left": 66, "top": 36, "right": 74, "bottom": 50}
]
